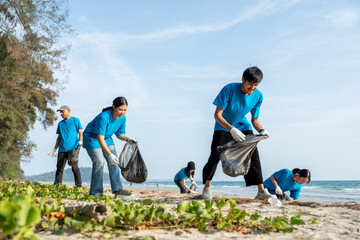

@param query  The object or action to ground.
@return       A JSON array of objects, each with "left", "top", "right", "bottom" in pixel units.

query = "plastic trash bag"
[
  {"left": 217, "top": 134, "right": 269, "bottom": 177},
  {"left": 68, "top": 145, "right": 81, "bottom": 166},
  {"left": 119, "top": 142, "right": 148, "bottom": 183}
]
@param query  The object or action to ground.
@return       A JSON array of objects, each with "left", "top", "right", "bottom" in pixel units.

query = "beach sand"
[{"left": 38, "top": 187, "right": 360, "bottom": 240}]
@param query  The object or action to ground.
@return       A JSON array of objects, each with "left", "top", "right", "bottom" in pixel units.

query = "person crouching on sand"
[
  {"left": 174, "top": 161, "right": 198, "bottom": 194},
  {"left": 263, "top": 168, "right": 311, "bottom": 200}
]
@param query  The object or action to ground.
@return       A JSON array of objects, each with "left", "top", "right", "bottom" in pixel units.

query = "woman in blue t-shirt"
[
  {"left": 174, "top": 161, "right": 198, "bottom": 194},
  {"left": 263, "top": 168, "right": 311, "bottom": 200},
  {"left": 83, "top": 97, "right": 137, "bottom": 197}
]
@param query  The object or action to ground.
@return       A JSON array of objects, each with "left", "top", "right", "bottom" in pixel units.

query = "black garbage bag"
[
  {"left": 119, "top": 142, "right": 148, "bottom": 183},
  {"left": 68, "top": 145, "right": 81, "bottom": 166},
  {"left": 217, "top": 134, "right": 269, "bottom": 177}
]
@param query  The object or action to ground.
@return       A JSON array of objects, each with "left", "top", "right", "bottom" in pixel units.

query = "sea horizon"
[{"left": 32, "top": 179, "right": 360, "bottom": 203}]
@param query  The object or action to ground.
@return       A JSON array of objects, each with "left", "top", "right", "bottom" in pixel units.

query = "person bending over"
[
  {"left": 263, "top": 168, "right": 311, "bottom": 200},
  {"left": 174, "top": 161, "right": 198, "bottom": 194},
  {"left": 202, "top": 66, "right": 271, "bottom": 200},
  {"left": 83, "top": 97, "right": 136, "bottom": 197}
]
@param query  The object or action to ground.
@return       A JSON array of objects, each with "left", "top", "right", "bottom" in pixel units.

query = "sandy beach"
[{"left": 35, "top": 187, "right": 360, "bottom": 240}]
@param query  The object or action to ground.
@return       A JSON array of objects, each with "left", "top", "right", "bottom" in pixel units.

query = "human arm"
[
  {"left": 116, "top": 134, "right": 137, "bottom": 143},
  {"left": 54, "top": 134, "right": 61, "bottom": 149},
  {"left": 78, "top": 129, "right": 83, "bottom": 146},
  {"left": 97, "top": 135, "right": 112, "bottom": 156},
  {"left": 182, "top": 178, "right": 192, "bottom": 193},
  {"left": 215, "top": 107, "right": 245, "bottom": 142},
  {"left": 214, "top": 107, "right": 232, "bottom": 131},
  {"left": 251, "top": 118, "right": 269, "bottom": 136},
  {"left": 49, "top": 134, "right": 60, "bottom": 157},
  {"left": 271, "top": 175, "right": 283, "bottom": 195}
]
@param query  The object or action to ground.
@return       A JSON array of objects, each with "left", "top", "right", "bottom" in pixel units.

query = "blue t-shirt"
[
  {"left": 263, "top": 169, "right": 302, "bottom": 200},
  {"left": 213, "top": 83, "right": 263, "bottom": 132},
  {"left": 174, "top": 167, "right": 189, "bottom": 181},
  {"left": 56, "top": 117, "right": 82, "bottom": 152},
  {"left": 83, "top": 110, "right": 126, "bottom": 149}
]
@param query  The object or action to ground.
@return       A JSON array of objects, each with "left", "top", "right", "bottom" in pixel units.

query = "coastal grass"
[{"left": 0, "top": 181, "right": 310, "bottom": 239}]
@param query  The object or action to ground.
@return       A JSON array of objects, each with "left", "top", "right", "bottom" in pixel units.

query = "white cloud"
[
  {"left": 119, "top": 0, "right": 299, "bottom": 42},
  {"left": 325, "top": 10, "right": 359, "bottom": 27}
]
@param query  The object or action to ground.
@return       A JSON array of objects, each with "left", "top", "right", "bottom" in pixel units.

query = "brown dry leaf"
[
  {"left": 48, "top": 212, "right": 66, "bottom": 221},
  {"left": 184, "top": 229, "right": 192, "bottom": 234}
]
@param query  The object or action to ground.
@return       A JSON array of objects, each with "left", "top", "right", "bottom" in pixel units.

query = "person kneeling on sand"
[
  {"left": 263, "top": 168, "right": 311, "bottom": 200},
  {"left": 174, "top": 161, "right": 198, "bottom": 194}
]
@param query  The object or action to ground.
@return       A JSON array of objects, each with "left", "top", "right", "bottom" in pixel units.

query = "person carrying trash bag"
[
  {"left": 174, "top": 161, "right": 198, "bottom": 194},
  {"left": 49, "top": 105, "right": 83, "bottom": 187},
  {"left": 263, "top": 168, "right": 311, "bottom": 201},
  {"left": 83, "top": 97, "right": 136, "bottom": 197},
  {"left": 202, "top": 66, "right": 272, "bottom": 200}
]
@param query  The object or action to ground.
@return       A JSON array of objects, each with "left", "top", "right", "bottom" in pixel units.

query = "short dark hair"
[
  {"left": 292, "top": 168, "right": 311, "bottom": 183},
  {"left": 242, "top": 66, "right": 263, "bottom": 83}
]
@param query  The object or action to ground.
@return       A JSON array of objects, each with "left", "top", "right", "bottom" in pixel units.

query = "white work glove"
[
  {"left": 259, "top": 129, "right": 270, "bottom": 137},
  {"left": 191, "top": 181, "right": 198, "bottom": 188},
  {"left": 108, "top": 153, "right": 119, "bottom": 165},
  {"left": 230, "top": 127, "right": 246, "bottom": 142},
  {"left": 48, "top": 148, "right": 57, "bottom": 157},
  {"left": 126, "top": 137, "right": 137, "bottom": 144},
  {"left": 275, "top": 186, "right": 283, "bottom": 195},
  {"left": 78, "top": 141, "right": 83, "bottom": 147},
  {"left": 189, "top": 190, "right": 196, "bottom": 194}
]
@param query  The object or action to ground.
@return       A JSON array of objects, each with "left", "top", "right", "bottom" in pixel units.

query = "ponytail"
[
  {"left": 292, "top": 168, "right": 300, "bottom": 175},
  {"left": 102, "top": 97, "right": 128, "bottom": 112}
]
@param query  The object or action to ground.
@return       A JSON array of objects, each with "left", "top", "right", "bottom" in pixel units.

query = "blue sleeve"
[
  {"left": 213, "top": 84, "right": 232, "bottom": 110},
  {"left": 76, "top": 118, "right": 82, "bottom": 131},
  {"left": 115, "top": 116, "right": 126, "bottom": 135},
  {"left": 94, "top": 113, "right": 108, "bottom": 136},
  {"left": 250, "top": 93, "right": 263, "bottom": 118},
  {"left": 290, "top": 188, "right": 301, "bottom": 200}
]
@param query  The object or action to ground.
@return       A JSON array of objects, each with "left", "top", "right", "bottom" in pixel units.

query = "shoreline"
[{"left": 37, "top": 187, "right": 360, "bottom": 240}]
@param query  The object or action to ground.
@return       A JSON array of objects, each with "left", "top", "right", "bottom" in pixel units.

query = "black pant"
[
  {"left": 174, "top": 179, "right": 188, "bottom": 194},
  {"left": 202, "top": 130, "right": 263, "bottom": 186},
  {"left": 54, "top": 151, "right": 82, "bottom": 187}
]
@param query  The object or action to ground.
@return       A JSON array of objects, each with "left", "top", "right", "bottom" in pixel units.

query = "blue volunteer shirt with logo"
[
  {"left": 174, "top": 167, "right": 189, "bottom": 181},
  {"left": 263, "top": 169, "right": 302, "bottom": 200},
  {"left": 213, "top": 83, "right": 263, "bottom": 132},
  {"left": 56, "top": 117, "right": 82, "bottom": 152},
  {"left": 83, "top": 110, "right": 126, "bottom": 149}
]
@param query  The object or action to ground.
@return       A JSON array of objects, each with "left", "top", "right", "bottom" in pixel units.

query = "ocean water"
[
  {"left": 59, "top": 180, "right": 360, "bottom": 202},
  {"left": 120, "top": 180, "right": 360, "bottom": 203}
]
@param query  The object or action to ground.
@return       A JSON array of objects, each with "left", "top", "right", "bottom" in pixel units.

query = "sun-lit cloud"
[
  {"left": 325, "top": 10, "right": 359, "bottom": 27},
  {"left": 119, "top": 0, "right": 299, "bottom": 42}
]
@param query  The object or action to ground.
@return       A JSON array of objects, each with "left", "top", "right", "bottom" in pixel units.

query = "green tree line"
[{"left": 0, "top": 0, "right": 72, "bottom": 179}]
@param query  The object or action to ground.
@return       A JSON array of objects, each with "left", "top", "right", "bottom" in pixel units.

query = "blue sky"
[{"left": 21, "top": 0, "right": 360, "bottom": 181}]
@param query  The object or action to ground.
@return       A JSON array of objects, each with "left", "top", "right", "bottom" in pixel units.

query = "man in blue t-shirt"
[
  {"left": 202, "top": 66, "right": 272, "bottom": 200},
  {"left": 49, "top": 105, "right": 83, "bottom": 187}
]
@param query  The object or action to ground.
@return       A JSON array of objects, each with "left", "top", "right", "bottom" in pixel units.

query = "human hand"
[
  {"left": 126, "top": 137, "right": 137, "bottom": 144},
  {"left": 78, "top": 141, "right": 83, "bottom": 147},
  {"left": 191, "top": 181, "right": 198, "bottom": 188},
  {"left": 259, "top": 129, "right": 270, "bottom": 137},
  {"left": 48, "top": 148, "right": 57, "bottom": 157},
  {"left": 275, "top": 186, "right": 283, "bottom": 195},
  {"left": 108, "top": 153, "right": 119, "bottom": 165},
  {"left": 230, "top": 127, "right": 246, "bottom": 142}
]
